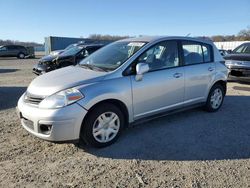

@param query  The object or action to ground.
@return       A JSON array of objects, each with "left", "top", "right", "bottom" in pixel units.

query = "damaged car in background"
[{"left": 33, "top": 44, "right": 104, "bottom": 75}]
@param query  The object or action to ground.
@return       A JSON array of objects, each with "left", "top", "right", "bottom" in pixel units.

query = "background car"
[
  {"left": 0, "top": 45, "right": 28, "bottom": 59},
  {"left": 224, "top": 42, "right": 250, "bottom": 78},
  {"left": 36, "top": 43, "right": 79, "bottom": 70},
  {"left": 33, "top": 44, "right": 104, "bottom": 75}
]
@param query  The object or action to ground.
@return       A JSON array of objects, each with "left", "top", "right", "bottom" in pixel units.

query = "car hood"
[
  {"left": 224, "top": 53, "right": 250, "bottom": 61},
  {"left": 39, "top": 55, "right": 56, "bottom": 63},
  {"left": 50, "top": 50, "right": 64, "bottom": 56},
  {"left": 27, "top": 66, "right": 107, "bottom": 96}
]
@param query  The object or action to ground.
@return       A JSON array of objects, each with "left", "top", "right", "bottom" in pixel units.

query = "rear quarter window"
[{"left": 202, "top": 44, "right": 213, "bottom": 62}]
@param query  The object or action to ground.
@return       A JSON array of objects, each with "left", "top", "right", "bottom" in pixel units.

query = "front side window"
[
  {"left": 79, "top": 49, "right": 88, "bottom": 57},
  {"left": 79, "top": 41, "right": 146, "bottom": 71},
  {"left": 86, "top": 47, "right": 100, "bottom": 55},
  {"left": 137, "top": 41, "right": 179, "bottom": 71}
]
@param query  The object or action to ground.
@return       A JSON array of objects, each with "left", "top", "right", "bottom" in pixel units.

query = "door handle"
[
  {"left": 208, "top": 67, "right": 214, "bottom": 72},
  {"left": 173, "top": 73, "right": 182, "bottom": 78}
]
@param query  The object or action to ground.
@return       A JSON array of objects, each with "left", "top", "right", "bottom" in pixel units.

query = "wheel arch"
[
  {"left": 80, "top": 98, "right": 130, "bottom": 137},
  {"left": 208, "top": 79, "right": 227, "bottom": 98}
]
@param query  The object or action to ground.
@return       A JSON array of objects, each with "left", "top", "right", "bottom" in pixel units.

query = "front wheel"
[
  {"left": 81, "top": 103, "right": 124, "bottom": 148},
  {"left": 204, "top": 84, "right": 225, "bottom": 112}
]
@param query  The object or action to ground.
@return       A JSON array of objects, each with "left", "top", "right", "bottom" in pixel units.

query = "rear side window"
[{"left": 182, "top": 41, "right": 213, "bottom": 65}]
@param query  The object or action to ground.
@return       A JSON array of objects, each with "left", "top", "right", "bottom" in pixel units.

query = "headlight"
[
  {"left": 39, "top": 88, "right": 84, "bottom": 109},
  {"left": 50, "top": 51, "right": 58, "bottom": 56},
  {"left": 225, "top": 60, "right": 234, "bottom": 68}
]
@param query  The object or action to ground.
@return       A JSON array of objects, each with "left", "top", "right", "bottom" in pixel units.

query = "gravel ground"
[{"left": 0, "top": 58, "right": 250, "bottom": 188}]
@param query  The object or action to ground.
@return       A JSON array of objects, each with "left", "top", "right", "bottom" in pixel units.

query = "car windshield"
[
  {"left": 61, "top": 46, "right": 83, "bottom": 56},
  {"left": 79, "top": 41, "right": 146, "bottom": 71},
  {"left": 233, "top": 44, "right": 250, "bottom": 54},
  {"left": 64, "top": 44, "right": 76, "bottom": 51}
]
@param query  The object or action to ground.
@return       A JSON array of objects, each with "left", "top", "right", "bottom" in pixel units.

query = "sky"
[{"left": 0, "top": 0, "right": 249, "bottom": 43}]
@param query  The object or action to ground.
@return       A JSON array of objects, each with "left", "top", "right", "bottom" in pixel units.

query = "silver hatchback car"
[{"left": 17, "top": 36, "right": 228, "bottom": 147}]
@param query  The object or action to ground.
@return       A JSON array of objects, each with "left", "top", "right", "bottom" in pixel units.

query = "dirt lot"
[{"left": 0, "top": 58, "right": 250, "bottom": 188}]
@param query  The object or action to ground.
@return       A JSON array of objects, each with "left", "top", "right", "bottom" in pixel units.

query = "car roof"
[{"left": 119, "top": 36, "right": 214, "bottom": 45}]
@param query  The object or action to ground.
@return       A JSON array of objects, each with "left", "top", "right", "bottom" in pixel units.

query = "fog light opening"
[{"left": 39, "top": 124, "right": 52, "bottom": 135}]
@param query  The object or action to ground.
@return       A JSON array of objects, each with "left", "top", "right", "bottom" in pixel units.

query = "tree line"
[
  {"left": 88, "top": 26, "right": 250, "bottom": 42},
  {"left": 0, "top": 39, "right": 43, "bottom": 47},
  {"left": 1, "top": 27, "right": 249, "bottom": 46},
  {"left": 88, "top": 34, "right": 131, "bottom": 41},
  {"left": 211, "top": 26, "right": 250, "bottom": 42}
]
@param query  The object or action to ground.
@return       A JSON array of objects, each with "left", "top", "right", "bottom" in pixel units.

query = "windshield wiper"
[
  {"left": 79, "top": 64, "right": 108, "bottom": 72},
  {"left": 79, "top": 64, "right": 94, "bottom": 70}
]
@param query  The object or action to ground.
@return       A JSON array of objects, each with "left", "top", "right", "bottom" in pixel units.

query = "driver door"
[{"left": 130, "top": 40, "right": 185, "bottom": 120}]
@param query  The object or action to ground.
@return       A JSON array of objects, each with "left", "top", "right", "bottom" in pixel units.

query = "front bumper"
[
  {"left": 228, "top": 67, "right": 250, "bottom": 77},
  {"left": 17, "top": 94, "right": 87, "bottom": 141},
  {"left": 226, "top": 61, "right": 250, "bottom": 77},
  {"left": 33, "top": 63, "right": 48, "bottom": 75}
]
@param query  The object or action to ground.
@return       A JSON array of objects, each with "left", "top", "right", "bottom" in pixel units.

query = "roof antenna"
[{"left": 186, "top": 33, "right": 191, "bottom": 37}]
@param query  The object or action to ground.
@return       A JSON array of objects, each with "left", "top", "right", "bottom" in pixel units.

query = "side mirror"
[
  {"left": 227, "top": 50, "right": 232, "bottom": 54},
  {"left": 135, "top": 63, "right": 149, "bottom": 81}
]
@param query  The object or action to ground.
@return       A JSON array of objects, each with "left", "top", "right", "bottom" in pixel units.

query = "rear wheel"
[
  {"left": 204, "top": 84, "right": 225, "bottom": 112},
  {"left": 81, "top": 103, "right": 124, "bottom": 148},
  {"left": 17, "top": 53, "right": 25, "bottom": 59}
]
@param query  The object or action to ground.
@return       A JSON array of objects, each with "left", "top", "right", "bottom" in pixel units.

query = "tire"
[
  {"left": 17, "top": 53, "right": 25, "bottom": 59},
  {"left": 204, "top": 84, "right": 225, "bottom": 112},
  {"left": 81, "top": 103, "right": 124, "bottom": 148}
]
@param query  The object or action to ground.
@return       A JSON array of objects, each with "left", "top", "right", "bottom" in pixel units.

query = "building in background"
[
  {"left": 214, "top": 41, "right": 250, "bottom": 50},
  {"left": 44, "top": 36, "right": 113, "bottom": 55}
]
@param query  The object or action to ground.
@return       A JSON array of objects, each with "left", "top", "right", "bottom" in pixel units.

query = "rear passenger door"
[{"left": 181, "top": 41, "right": 215, "bottom": 105}]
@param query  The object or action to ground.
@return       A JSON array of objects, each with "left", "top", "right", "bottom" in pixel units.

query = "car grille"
[{"left": 24, "top": 92, "right": 44, "bottom": 105}]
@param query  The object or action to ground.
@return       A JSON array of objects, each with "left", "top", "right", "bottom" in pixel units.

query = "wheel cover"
[
  {"left": 92, "top": 112, "right": 120, "bottom": 143},
  {"left": 20, "top": 54, "right": 24, "bottom": 58},
  {"left": 210, "top": 88, "right": 223, "bottom": 109}
]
